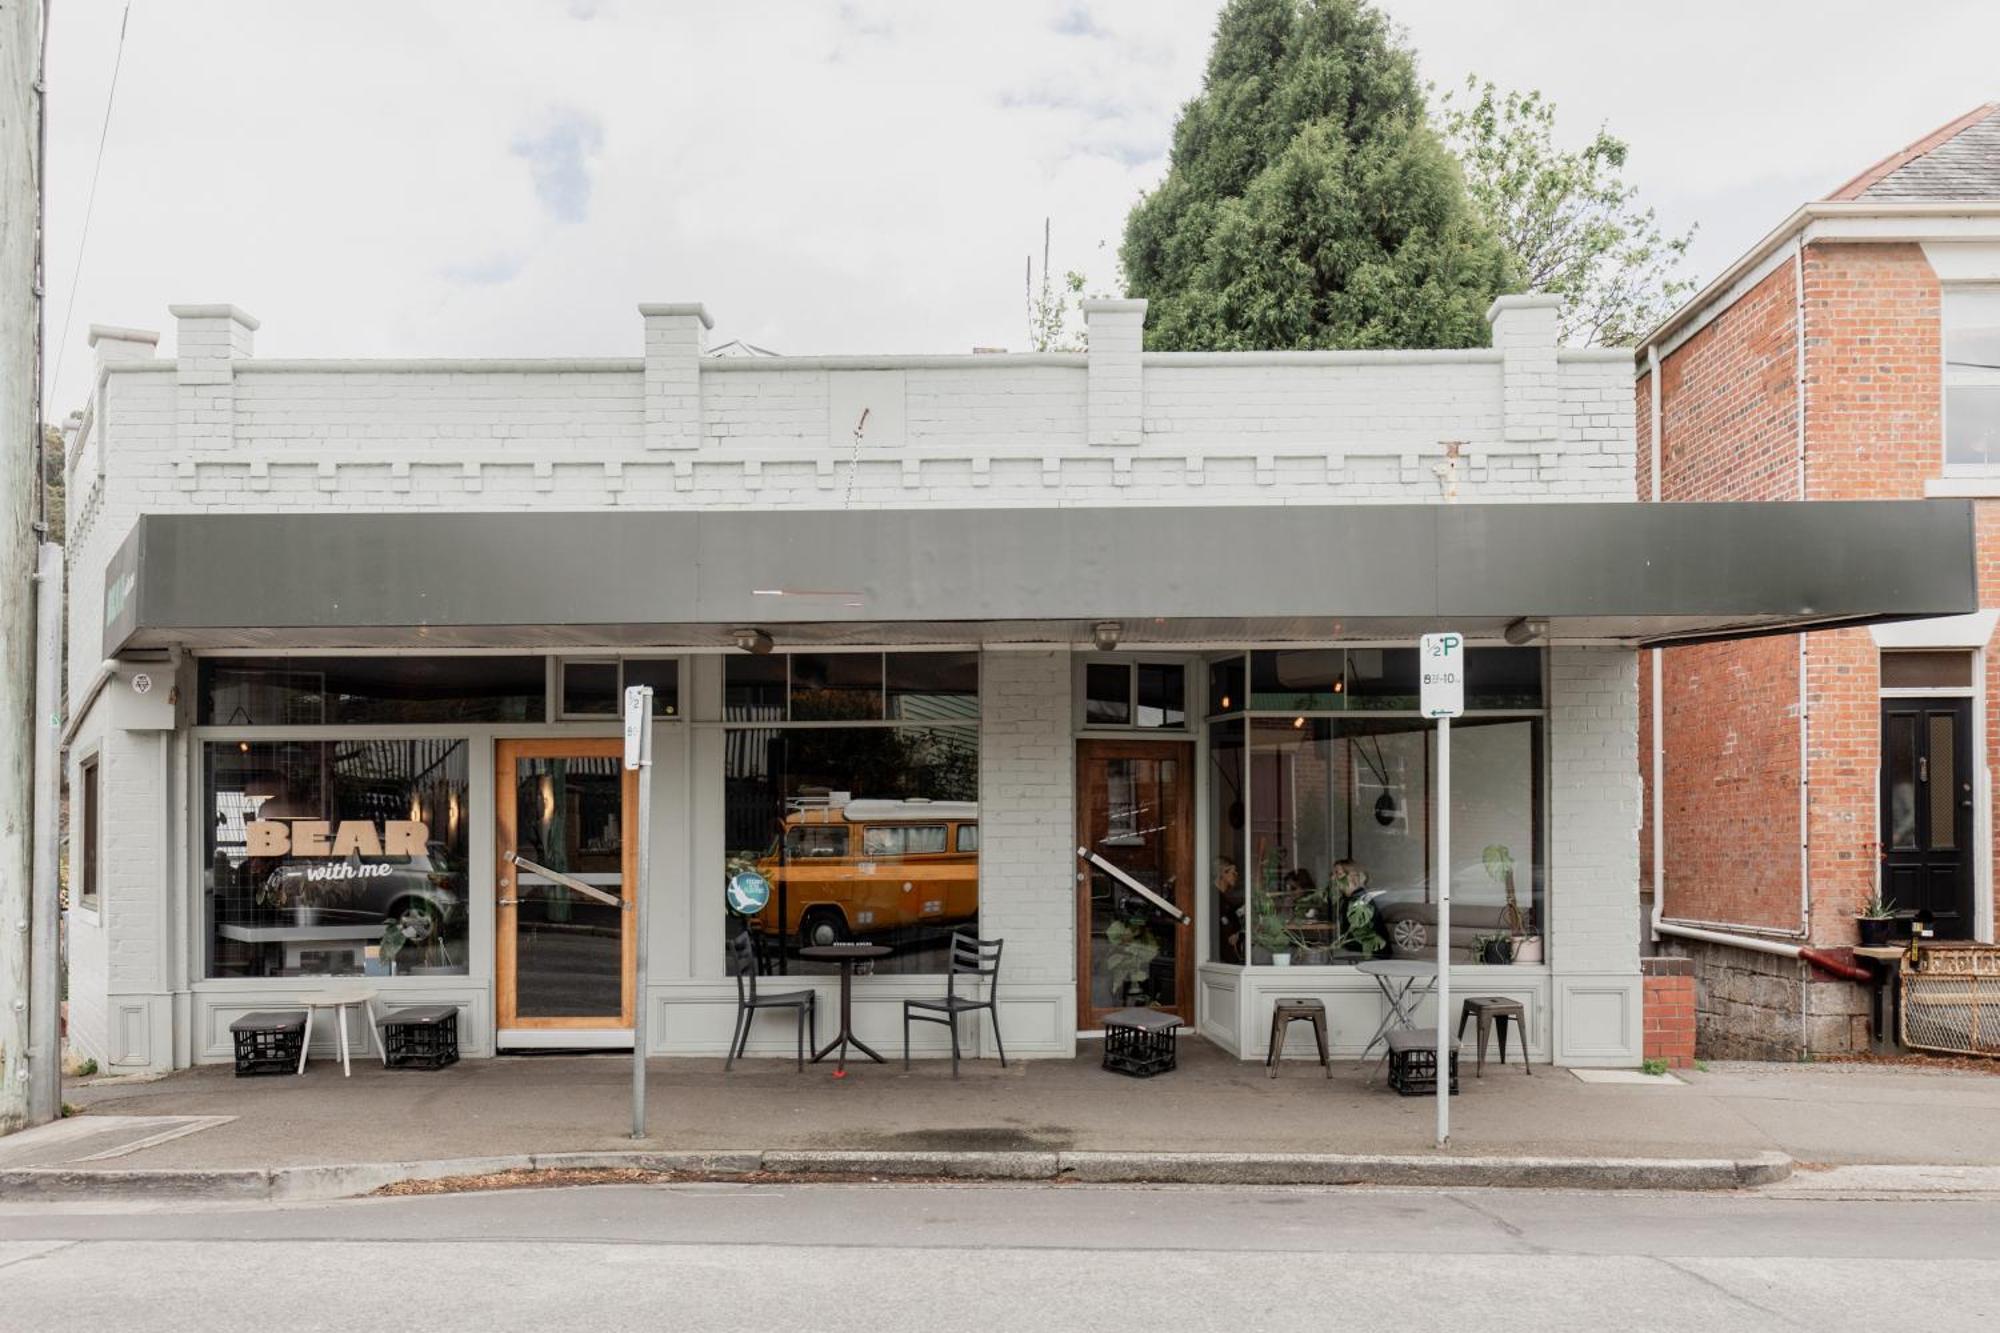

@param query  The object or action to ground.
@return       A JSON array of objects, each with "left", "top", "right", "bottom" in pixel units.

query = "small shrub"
[{"left": 1641, "top": 1057, "right": 1669, "bottom": 1077}]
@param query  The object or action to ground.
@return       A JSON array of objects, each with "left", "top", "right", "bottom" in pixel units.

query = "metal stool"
[
  {"left": 1456, "top": 996, "right": 1531, "bottom": 1077},
  {"left": 1265, "top": 997, "right": 1331, "bottom": 1078}
]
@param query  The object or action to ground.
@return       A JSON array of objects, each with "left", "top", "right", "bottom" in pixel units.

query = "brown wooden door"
[
  {"left": 495, "top": 739, "right": 639, "bottom": 1032},
  {"left": 1076, "top": 740, "right": 1196, "bottom": 1028}
]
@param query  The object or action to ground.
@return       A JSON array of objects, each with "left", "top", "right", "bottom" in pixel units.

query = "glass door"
[
  {"left": 1076, "top": 740, "right": 1195, "bottom": 1028},
  {"left": 496, "top": 739, "right": 637, "bottom": 1034}
]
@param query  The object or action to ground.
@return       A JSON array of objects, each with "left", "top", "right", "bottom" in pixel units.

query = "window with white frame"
[{"left": 1946, "top": 286, "right": 2000, "bottom": 468}]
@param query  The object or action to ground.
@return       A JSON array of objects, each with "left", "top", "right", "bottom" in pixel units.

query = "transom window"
[{"left": 1079, "top": 659, "right": 1188, "bottom": 730}]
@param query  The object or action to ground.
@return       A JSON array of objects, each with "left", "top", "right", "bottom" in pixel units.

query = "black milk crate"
[
  {"left": 1385, "top": 1028, "right": 1459, "bottom": 1096},
  {"left": 1102, "top": 1008, "right": 1178, "bottom": 1078},
  {"left": 230, "top": 1010, "right": 307, "bottom": 1077},
  {"left": 377, "top": 1005, "right": 461, "bottom": 1070}
]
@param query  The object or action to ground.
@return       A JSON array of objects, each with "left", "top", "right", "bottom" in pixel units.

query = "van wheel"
[
  {"left": 391, "top": 898, "right": 443, "bottom": 946},
  {"left": 799, "top": 909, "right": 849, "bottom": 948}
]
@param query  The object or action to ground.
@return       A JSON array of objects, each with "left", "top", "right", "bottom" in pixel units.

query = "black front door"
[{"left": 1880, "top": 697, "right": 1975, "bottom": 938}]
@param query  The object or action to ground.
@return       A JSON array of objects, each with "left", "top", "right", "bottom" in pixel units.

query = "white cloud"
[{"left": 41, "top": 0, "right": 2000, "bottom": 410}]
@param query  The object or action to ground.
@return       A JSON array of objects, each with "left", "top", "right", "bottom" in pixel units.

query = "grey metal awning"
[{"left": 101, "top": 501, "right": 1978, "bottom": 655}]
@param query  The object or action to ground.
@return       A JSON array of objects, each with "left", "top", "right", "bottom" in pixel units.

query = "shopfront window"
[
  {"left": 200, "top": 657, "right": 547, "bottom": 725},
  {"left": 1210, "top": 647, "right": 1545, "bottom": 968},
  {"left": 203, "top": 740, "right": 471, "bottom": 978},
  {"left": 722, "top": 652, "right": 978, "bottom": 976}
]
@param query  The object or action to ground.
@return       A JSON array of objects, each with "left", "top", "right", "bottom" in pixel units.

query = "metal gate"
[{"left": 1902, "top": 946, "right": 2000, "bottom": 1057}]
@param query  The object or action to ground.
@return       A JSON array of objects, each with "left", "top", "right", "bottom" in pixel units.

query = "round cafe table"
[{"left": 799, "top": 944, "right": 892, "bottom": 1077}]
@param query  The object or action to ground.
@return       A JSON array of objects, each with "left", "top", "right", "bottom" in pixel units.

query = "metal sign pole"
[
  {"left": 1419, "top": 631, "right": 1464, "bottom": 1150},
  {"left": 1435, "top": 713, "right": 1451, "bottom": 1150},
  {"left": 625, "top": 685, "right": 654, "bottom": 1141}
]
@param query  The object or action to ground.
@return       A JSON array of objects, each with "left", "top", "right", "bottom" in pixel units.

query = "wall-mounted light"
[
  {"left": 1092, "top": 621, "right": 1122, "bottom": 652},
  {"left": 730, "top": 627, "right": 775, "bottom": 655},
  {"left": 1504, "top": 616, "right": 1549, "bottom": 646}
]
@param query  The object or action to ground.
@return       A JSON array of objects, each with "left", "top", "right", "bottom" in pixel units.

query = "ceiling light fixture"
[
  {"left": 1092, "top": 621, "right": 1122, "bottom": 652},
  {"left": 1503, "top": 616, "right": 1549, "bottom": 647},
  {"left": 730, "top": 627, "right": 775, "bottom": 655}
]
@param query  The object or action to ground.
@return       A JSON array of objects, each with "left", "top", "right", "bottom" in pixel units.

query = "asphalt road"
[{"left": 2, "top": 1182, "right": 1997, "bottom": 1331}]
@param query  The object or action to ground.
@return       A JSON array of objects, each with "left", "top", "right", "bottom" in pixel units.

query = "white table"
[
  {"left": 1356, "top": 959, "right": 1438, "bottom": 1078},
  {"left": 296, "top": 990, "right": 387, "bottom": 1076}
]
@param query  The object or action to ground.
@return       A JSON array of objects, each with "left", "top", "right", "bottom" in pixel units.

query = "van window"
[
  {"left": 785, "top": 826, "right": 848, "bottom": 859},
  {"left": 956, "top": 824, "right": 979, "bottom": 853},
  {"left": 863, "top": 825, "right": 947, "bottom": 856}
]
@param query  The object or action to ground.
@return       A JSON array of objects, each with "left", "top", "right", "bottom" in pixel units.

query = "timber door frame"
[
  {"left": 1075, "top": 738, "right": 1197, "bottom": 1029},
  {"left": 495, "top": 737, "right": 640, "bottom": 1031}
]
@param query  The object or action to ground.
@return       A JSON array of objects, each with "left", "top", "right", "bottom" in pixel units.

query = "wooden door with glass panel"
[
  {"left": 1076, "top": 740, "right": 1195, "bottom": 1028},
  {"left": 496, "top": 739, "right": 638, "bottom": 1032}
]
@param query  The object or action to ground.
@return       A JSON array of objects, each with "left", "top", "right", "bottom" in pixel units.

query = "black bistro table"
[{"left": 800, "top": 943, "right": 893, "bottom": 1076}]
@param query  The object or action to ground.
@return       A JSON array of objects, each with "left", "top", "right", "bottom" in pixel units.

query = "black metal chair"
[
  {"left": 726, "top": 932, "right": 817, "bottom": 1071},
  {"left": 903, "top": 934, "right": 1005, "bottom": 1078}
]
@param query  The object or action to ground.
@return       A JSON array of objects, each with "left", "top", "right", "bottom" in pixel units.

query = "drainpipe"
[
  {"left": 1655, "top": 921, "right": 1869, "bottom": 984},
  {"left": 1793, "top": 235, "right": 1812, "bottom": 944},
  {"left": 1648, "top": 344, "right": 1664, "bottom": 948}
]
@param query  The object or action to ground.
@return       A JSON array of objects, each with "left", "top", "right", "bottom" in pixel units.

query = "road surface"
[{"left": 2, "top": 1181, "right": 1996, "bottom": 1331}]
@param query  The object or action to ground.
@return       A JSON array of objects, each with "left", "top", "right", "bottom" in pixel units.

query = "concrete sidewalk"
[{"left": 5, "top": 1040, "right": 1997, "bottom": 1198}]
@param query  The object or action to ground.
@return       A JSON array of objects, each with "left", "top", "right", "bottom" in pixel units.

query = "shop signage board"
[{"left": 1419, "top": 632, "right": 1462, "bottom": 1148}]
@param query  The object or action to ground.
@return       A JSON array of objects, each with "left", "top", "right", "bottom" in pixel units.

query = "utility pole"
[{"left": 0, "top": 0, "right": 47, "bottom": 1133}]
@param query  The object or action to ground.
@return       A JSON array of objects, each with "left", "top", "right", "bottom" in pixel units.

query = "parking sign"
[{"left": 1419, "top": 632, "right": 1464, "bottom": 718}]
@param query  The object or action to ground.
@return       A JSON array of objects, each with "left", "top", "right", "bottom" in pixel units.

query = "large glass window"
[
  {"left": 723, "top": 652, "right": 978, "bottom": 976},
  {"left": 1243, "top": 717, "right": 1542, "bottom": 967},
  {"left": 200, "top": 657, "right": 547, "bottom": 725},
  {"left": 1211, "top": 647, "right": 1545, "bottom": 969},
  {"left": 203, "top": 740, "right": 471, "bottom": 978},
  {"left": 1210, "top": 718, "right": 1246, "bottom": 963},
  {"left": 1946, "top": 286, "right": 2000, "bottom": 468}
]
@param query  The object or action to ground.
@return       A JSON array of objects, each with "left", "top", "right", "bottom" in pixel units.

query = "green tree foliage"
[
  {"left": 1121, "top": 0, "right": 1513, "bottom": 351},
  {"left": 1438, "top": 77, "right": 1696, "bottom": 347},
  {"left": 39, "top": 425, "right": 64, "bottom": 545}
]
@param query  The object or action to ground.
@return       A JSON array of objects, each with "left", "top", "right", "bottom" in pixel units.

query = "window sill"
[{"left": 1926, "top": 474, "right": 2000, "bottom": 497}]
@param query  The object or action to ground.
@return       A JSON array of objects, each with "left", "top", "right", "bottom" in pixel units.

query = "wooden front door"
[
  {"left": 1076, "top": 740, "right": 1196, "bottom": 1028},
  {"left": 495, "top": 739, "right": 639, "bottom": 1034},
  {"left": 1880, "top": 698, "right": 1975, "bottom": 938}
]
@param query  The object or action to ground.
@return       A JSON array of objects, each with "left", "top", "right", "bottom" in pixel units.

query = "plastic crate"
[
  {"left": 1385, "top": 1029, "right": 1459, "bottom": 1096},
  {"left": 378, "top": 1005, "right": 461, "bottom": 1070},
  {"left": 1102, "top": 1008, "right": 1178, "bottom": 1078},
  {"left": 230, "top": 1010, "right": 307, "bottom": 1077}
]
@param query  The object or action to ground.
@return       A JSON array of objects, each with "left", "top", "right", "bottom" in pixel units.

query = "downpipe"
[{"left": 1656, "top": 921, "right": 1870, "bottom": 984}]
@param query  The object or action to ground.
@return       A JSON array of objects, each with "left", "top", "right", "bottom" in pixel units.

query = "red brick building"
[{"left": 1638, "top": 104, "right": 2000, "bottom": 1058}]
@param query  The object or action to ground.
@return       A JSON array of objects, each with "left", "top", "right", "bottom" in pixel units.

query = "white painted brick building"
[{"left": 62, "top": 290, "right": 1934, "bottom": 1081}]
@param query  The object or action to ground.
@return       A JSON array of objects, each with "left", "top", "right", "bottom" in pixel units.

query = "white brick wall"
[
  {"left": 977, "top": 651, "right": 1076, "bottom": 989},
  {"left": 1548, "top": 645, "right": 1645, "bottom": 1064},
  {"left": 73, "top": 299, "right": 1636, "bottom": 552}
]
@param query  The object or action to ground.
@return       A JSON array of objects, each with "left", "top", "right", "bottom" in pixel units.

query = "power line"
[{"left": 46, "top": 0, "right": 132, "bottom": 409}]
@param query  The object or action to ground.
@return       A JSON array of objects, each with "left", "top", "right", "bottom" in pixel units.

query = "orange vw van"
[{"left": 748, "top": 798, "right": 978, "bottom": 947}]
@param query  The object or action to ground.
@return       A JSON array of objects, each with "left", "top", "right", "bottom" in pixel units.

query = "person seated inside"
[{"left": 1214, "top": 857, "right": 1245, "bottom": 964}]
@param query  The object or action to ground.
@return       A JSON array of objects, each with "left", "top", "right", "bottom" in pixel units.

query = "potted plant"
[
  {"left": 1473, "top": 932, "right": 1516, "bottom": 966},
  {"left": 1252, "top": 898, "right": 1295, "bottom": 965},
  {"left": 1104, "top": 918, "right": 1161, "bottom": 1001},
  {"left": 1856, "top": 894, "right": 1901, "bottom": 947},
  {"left": 1333, "top": 893, "right": 1386, "bottom": 960}
]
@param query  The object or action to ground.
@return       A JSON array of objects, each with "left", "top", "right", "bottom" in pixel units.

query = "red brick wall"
[
  {"left": 1640, "top": 261, "right": 1805, "bottom": 932},
  {"left": 1797, "top": 245, "right": 1943, "bottom": 944},
  {"left": 1642, "top": 959, "right": 1696, "bottom": 1069}
]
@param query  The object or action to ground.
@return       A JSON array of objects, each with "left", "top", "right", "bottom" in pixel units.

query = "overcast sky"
[{"left": 40, "top": 0, "right": 2000, "bottom": 409}]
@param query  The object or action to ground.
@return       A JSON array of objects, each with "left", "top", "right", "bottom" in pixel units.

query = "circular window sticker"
[{"left": 726, "top": 870, "right": 772, "bottom": 917}]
